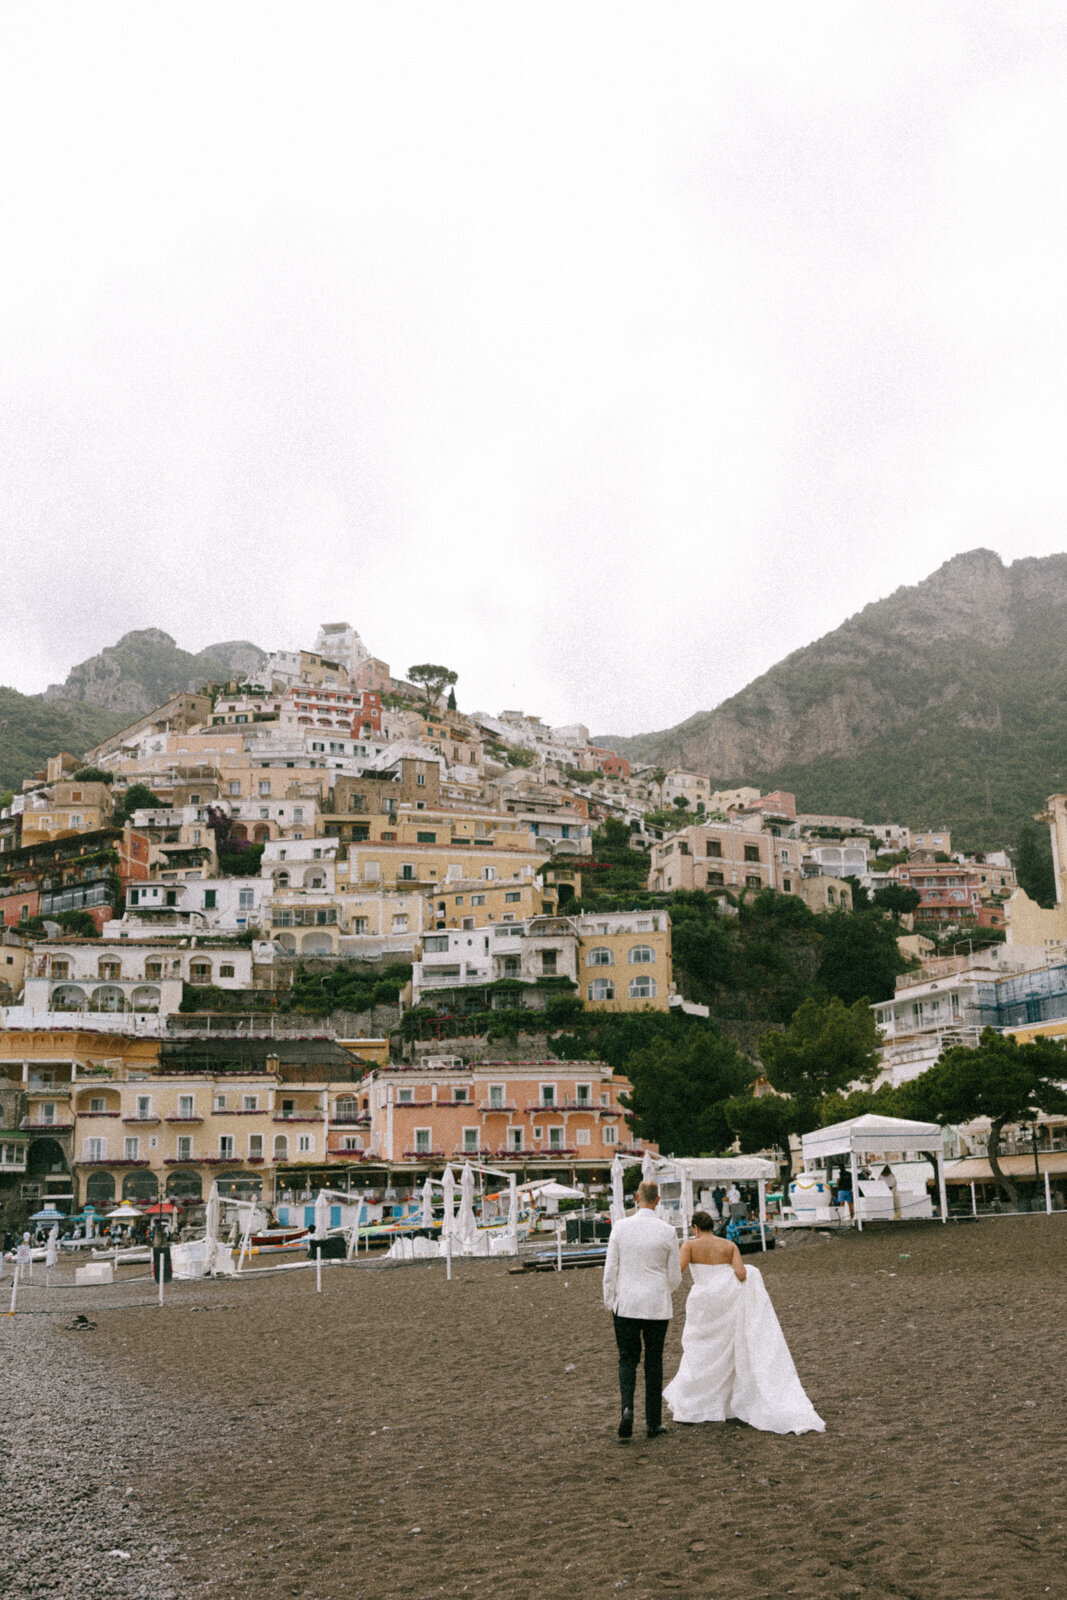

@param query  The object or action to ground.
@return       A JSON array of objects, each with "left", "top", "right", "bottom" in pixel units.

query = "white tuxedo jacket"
[{"left": 603, "top": 1207, "right": 682, "bottom": 1321}]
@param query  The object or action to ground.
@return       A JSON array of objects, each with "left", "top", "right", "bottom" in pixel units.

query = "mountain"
[
  {"left": 0, "top": 689, "right": 129, "bottom": 794},
  {"left": 44, "top": 629, "right": 266, "bottom": 715},
  {"left": 602, "top": 549, "right": 1067, "bottom": 852}
]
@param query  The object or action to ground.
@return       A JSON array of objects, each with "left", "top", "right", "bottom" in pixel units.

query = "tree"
[
  {"left": 71, "top": 767, "right": 113, "bottom": 784},
  {"left": 113, "top": 782, "right": 165, "bottom": 824},
  {"left": 900, "top": 1028, "right": 1067, "bottom": 1205},
  {"left": 722, "top": 1091, "right": 797, "bottom": 1160},
  {"left": 758, "top": 996, "right": 881, "bottom": 1132},
  {"left": 446, "top": 687, "right": 457, "bottom": 711},
  {"left": 816, "top": 909, "right": 908, "bottom": 1006},
  {"left": 1013, "top": 824, "right": 1056, "bottom": 909},
  {"left": 408, "top": 663, "right": 458, "bottom": 707},
  {"left": 621, "top": 1025, "right": 753, "bottom": 1156},
  {"left": 873, "top": 882, "right": 921, "bottom": 924}
]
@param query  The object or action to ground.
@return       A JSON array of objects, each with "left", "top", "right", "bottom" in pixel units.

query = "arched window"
[
  {"left": 123, "top": 1171, "right": 158, "bottom": 1202},
  {"left": 166, "top": 1170, "right": 202, "bottom": 1202},
  {"left": 588, "top": 978, "right": 615, "bottom": 1002},
  {"left": 629, "top": 976, "right": 657, "bottom": 1000},
  {"left": 50, "top": 958, "right": 70, "bottom": 979},
  {"left": 628, "top": 945, "right": 655, "bottom": 964},
  {"left": 274, "top": 1134, "right": 289, "bottom": 1161},
  {"left": 335, "top": 1097, "right": 360, "bottom": 1123},
  {"left": 85, "top": 1171, "right": 115, "bottom": 1208},
  {"left": 586, "top": 947, "right": 614, "bottom": 967},
  {"left": 189, "top": 960, "right": 212, "bottom": 985},
  {"left": 275, "top": 871, "right": 290, "bottom": 888},
  {"left": 99, "top": 958, "right": 121, "bottom": 980}
]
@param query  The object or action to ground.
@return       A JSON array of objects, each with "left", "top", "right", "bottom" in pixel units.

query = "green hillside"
[{"left": 0, "top": 688, "right": 129, "bottom": 793}]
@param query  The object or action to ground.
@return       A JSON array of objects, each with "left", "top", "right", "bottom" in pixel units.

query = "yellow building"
[{"left": 20, "top": 781, "right": 115, "bottom": 846}]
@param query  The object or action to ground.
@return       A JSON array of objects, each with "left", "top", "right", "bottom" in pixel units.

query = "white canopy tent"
[
  {"left": 646, "top": 1155, "right": 778, "bottom": 1250},
  {"left": 800, "top": 1113, "right": 949, "bottom": 1231}
]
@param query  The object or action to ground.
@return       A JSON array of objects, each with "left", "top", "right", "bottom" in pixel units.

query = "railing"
[
  {"left": 401, "top": 1148, "right": 446, "bottom": 1160},
  {"left": 273, "top": 1113, "right": 322, "bottom": 1123},
  {"left": 164, "top": 1116, "right": 203, "bottom": 1124},
  {"left": 477, "top": 1101, "right": 517, "bottom": 1113},
  {"left": 122, "top": 1115, "right": 161, "bottom": 1125},
  {"left": 452, "top": 1146, "right": 495, "bottom": 1159},
  {"left": 21, "top": 1120, "right": 74, "bottom": 1133}
]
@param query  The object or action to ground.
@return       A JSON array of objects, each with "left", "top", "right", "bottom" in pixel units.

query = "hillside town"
[{"left": 3, "top": 619, "right": 1067, "bottom": 1233}]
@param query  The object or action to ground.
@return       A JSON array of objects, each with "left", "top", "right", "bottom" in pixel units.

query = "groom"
[{"left": 603, "top": 1179, "right": 681, "bottom": 1440}]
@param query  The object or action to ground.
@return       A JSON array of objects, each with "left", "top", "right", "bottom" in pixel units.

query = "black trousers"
[{"left": 613, "top": 1313, "right": 669, "bottom": 1431}]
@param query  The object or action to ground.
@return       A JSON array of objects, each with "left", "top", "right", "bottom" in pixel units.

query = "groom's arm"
[
  {"left": 665, "top": 1230, "right": 682, "bottom": 1294},
  {"left": 603, "top": 1227, "right": 620, "bottom": 1310}
]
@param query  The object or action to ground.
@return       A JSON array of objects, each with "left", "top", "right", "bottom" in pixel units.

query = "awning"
[
  {"left": 944, "top": 1152, "right": 1067, "bottom": 1183},
  {"left": 654, "top": 1156, "right": 777, "bottom": 1182},
  {"left": 802, "top": 1113, "right": 945, "bottom": 1161}
]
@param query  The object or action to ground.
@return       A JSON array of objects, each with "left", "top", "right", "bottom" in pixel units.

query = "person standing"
[{"left": 603, "top": 1180, "right": 682, "bottom": 1441}]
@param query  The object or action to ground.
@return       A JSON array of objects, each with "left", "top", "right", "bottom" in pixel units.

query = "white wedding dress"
[{"left": 663, "top": 1263, "right": 825, "bottom": 1435}]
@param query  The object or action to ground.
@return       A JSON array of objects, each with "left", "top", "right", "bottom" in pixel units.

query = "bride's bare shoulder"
[{"left": 687, "top": 1234, "right": 735, "bottom": 1265}]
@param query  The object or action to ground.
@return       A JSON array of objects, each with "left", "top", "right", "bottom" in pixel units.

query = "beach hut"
[
  {"left": 650, "top": 1156, "right": 777, "bottom": 1247},
  {"left": 800, "top": 1113, "right": 949, "bottom": 1230}
]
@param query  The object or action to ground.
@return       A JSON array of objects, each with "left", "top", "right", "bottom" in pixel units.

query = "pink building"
[{"left": 359, "top": 1058, "right": 650, "bottom": 1176}]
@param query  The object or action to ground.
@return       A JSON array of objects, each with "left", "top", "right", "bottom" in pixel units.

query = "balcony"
[
  {"left": 478, "top": 1101, "right": 517, "bottom": 1113},
  {"left": 273, "top": 1113, "right": 322, "bottom": 1123},
  {"left": 22, "top": 1120, "right": 74, "bottom": 1133},
  {"left": 122, "top": 1115, "right": 161, "bottom": 1125},
  {"left": 526, "top": 1103, "right": 561, "bottom": 1114},
  {"left": 27, "top": 1084, "right": 72, "bottom": 1098},
  {"left": 401, "top": 1148, "right": 446, "bottom": 1161},
  {"left": 164, "top": 1116, "right": 204, "bottom": 1124},
  {"left": 452, "top": 1145, "right": 495, "bottom": 1160}
]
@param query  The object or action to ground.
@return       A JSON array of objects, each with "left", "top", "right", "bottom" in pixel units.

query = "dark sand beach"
[{"left": 5, "top": 1217, "right": 1065, "bottom": 1600}]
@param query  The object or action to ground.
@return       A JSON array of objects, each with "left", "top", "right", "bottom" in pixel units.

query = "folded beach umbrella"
[
  {"left": 456, "top": 1162, "right": 477, "bottom": 1246},
  {"left": 314, "top": 1190, "right": 330, "bottom": 1241},
  {"left": 420, "top": 1176, "right": 435, "bottom": 1227},
  {"left": 610, "top": 1153, "right": 626, "bottom": 1223},
  {"left": 641, "top": 1148, "right": 657, "bottom": 1183},
  {"left": 441, "top": 1164, "right": 456, "bottom": 1238},
  {"left": 204, "top": 1182, "right": 220, "bottom": 1272}
]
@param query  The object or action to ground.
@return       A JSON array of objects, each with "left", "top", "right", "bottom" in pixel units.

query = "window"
[
  {"left": 178, "top": 1095, "right": 195, "bottom": 1118},
  {"left": 540, "top": 1085, "right": 556, "bottom": 1107},
  {"left": 258, "top": 781, "right": 271, "bottom": 796},
  {"left": 504, "top": 891, "right": 520, "bottom": 903},
  {"left": 219, "top": 1135, "right": 235, "bottom": 1158},
  {"left": 229, "top": 781, "right": 241, "bottom": 796},
  {"left": 124, "top": 1136, "right": 140, "bottom": 1160},
  {"left": 249, "top": 1134, "right": 263, "bottom": 1158},
  {"left": 297, "top": 1134, "right": 314, "bottom": 1154},
  {"left": 744, "top": 845, "right": 760, "bottom": 862},
  {"left": 51, "top": 958, "right": 70, "bottom": 979},
  {"left": 177, "top": 1135, "right": 193, "bottom": 1161},
  {"left": 414, "top": 1128, "right": 432, "bottom": 1154},
  {"left": 603, "top": 1125, "right": 618, "bottom": 1146},
  {"left": 706, "top": 839, "right": 722, "bottom": 857},
  {"left": 416, "top": 831, "right": 436, "bottom": 843},
  {"left": 745, "top": 874, "right": 762, "bottom": 888},
  {"left": 587, "top": 947, "right": 614, "bottom": 966},
  {"left": 243, "top": 1095, "right": 258, "bottom": 1111},
  {"left": 629, "top": 976, "right": 657, "bottom": 999},
  {"left": 576, "top": 1128, "right": 591, "bottom": 1146},
  {"left": 462, "top": 1127, "right": 479, "bottom": 1152},
  {"left": 461, "top": 917, "right": 475, "bottom": 931},
  {"left": 540, "top": 949, "right": 558, "bottom": 975},
  {"left": 219, "top": 963, "right": 235, "bottom": 979},
  {"left": 471, "top": 894, "right": 486, "bottom": 906},
  {"left": 238, "top": 889, "right": 254, "bottom": 909},
  {"left": 628, "top": 945, "right": 655, "bottom": 965},
  {"left": 417, "top": 771, "right": 426, "bottom": 786},
  {"left": 190, "top": 960, "right": 211, "bottom": 984},
  {"left": 576, "top": 1083, "right": 591, "bottom": 1105},
  {"left": 392, "top": 915, "right": 408, "bottom": 932},
  {"left": 483, "top": 866, "right": 497, "bottom": 881},
  {"left": 707, "top": 871, "right": 724, "bottom": 886},
  {"left": 214, "top": 1094, "right": 227, "bottom": 1111},
  {"left": 84, "top": 1137, "right": 106, "bottom": 1161},
  {"left": 589, "top": 977, "right": 616, "bottom": 1002},
  {"left": 99, "top": 959, "right": 120, "bottom": 981},
  {"left": 89, "top": 1096, "right": 106, "bottom": 1114},
  {"left": 424, "top": 935, "right": 450, "bottom": 953},
  {"left": 204, "top": 890, "right": 217, "bottom": 910},
  {"left": 398, "top": 1087, "right": 415, "bottom": 1105},
  {"left": 136, "top": 1095, "right": 151, "bottom": 1119},
  {"left": 548, "top": 1126, "right": 564, "bottom": 1149},
  {"left": 488, "top": 1084, "right": 505, "bottom": 1108},
  {"left": 400, "top": 864, "right": 415, "bottom": 880}
]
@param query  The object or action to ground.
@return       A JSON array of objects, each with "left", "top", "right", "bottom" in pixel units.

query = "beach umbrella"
[
  {"left": 456, "top": 1163, "right": 477, "bottom": 1247},
  {"left": 107, "top": 1203, "right": 143, "bottom": 1224},
  {"left": 441, "top": 1165, "right": 456, "bottom": 1238},
  {"left": 31, "top": 1206, "right": 66, "bottom": 1223},
  {"left": 420, "top": 1176, "right": 434, "bottom": 1228},
  {"left": 313, "top": 1189, "right": 330, "bottom": 1293},
  {"left": 204, "top": 1182, "right": 220, "bottom": 1273},
  {"left": 610, "top": 1154, "right": 626, "bottom": 1224},
  {"left": 45, "top": 1226, "right": 59, "bottom": 1283},
  {"left": 507, "top": 1175, "right": 518, "bottom": 1238},
  {"left": 535, "top": 1180, "right": 585, "bottom": 1200}
]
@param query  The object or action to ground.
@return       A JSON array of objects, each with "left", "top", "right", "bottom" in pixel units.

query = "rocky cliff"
[
  {"left": 604, "top": 549, "right": 1067, "bottom": 850},
  {"left": 44, "top": 629, "right": 266, "bottom": 715}
]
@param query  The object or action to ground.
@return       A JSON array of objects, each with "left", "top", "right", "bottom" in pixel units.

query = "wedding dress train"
[{"left": 663, "top": 1263, "right": 825, "bottom": 1435}]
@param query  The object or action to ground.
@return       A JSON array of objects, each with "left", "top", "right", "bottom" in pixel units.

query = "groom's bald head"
[{"left": 637, "top": 1181, "right": 659, "bottom": 1207}]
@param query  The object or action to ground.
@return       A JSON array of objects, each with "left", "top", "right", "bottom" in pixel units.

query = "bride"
[{"left": 663, "top": 1212, "right": 824, "bottom": 1435}]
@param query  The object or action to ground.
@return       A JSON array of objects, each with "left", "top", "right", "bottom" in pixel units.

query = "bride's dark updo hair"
[{"left": 691, "top": 1211, "right": 716, "bottom": 1233}]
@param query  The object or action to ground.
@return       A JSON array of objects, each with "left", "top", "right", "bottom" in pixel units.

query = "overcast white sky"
[{"left": 3, "top": 3, "right": 1067, "bottom": 736}]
